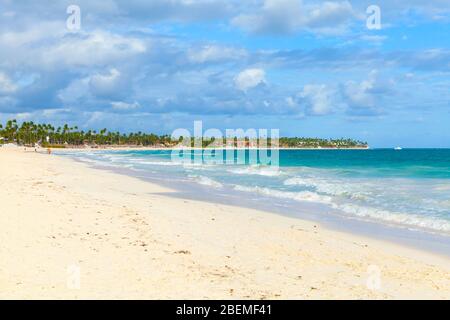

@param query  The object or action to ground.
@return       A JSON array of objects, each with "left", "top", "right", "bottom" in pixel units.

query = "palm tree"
[{"left": 0, "top": 119, "right": 368, "bottom": 149}]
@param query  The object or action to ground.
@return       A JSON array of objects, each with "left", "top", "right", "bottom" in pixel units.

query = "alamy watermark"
[
  {"left": 366, "top": 5, "right": 381, "bottom": 30},
  {"left": 66, "top": 5, "right": 81, "bottom": 32},
  {"left": 171, "top": 121, "right": 279, "bottom": 167},
  {"left": 67, "top": 264, "right": 81, "bottom": 290},
  {"left": 366, "top": 264, "right": 382, "bottom": 291}
]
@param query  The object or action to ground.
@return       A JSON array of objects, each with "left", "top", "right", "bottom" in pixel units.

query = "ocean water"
[{"left": 57, "top": 149, "right": 450, "bottom": 236}]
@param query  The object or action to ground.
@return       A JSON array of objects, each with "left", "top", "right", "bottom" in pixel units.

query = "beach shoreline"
[
  {"left": 65, "top": 150, "right": 450, "bottom": 257},
  {"left": 24, "top": 145, "right": 370, "bottom": 152},
  {"left": 1, "top": 147, "right": 449, "bottom": 299}
]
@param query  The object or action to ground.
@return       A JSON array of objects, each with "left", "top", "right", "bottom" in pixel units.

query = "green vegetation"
[
  {"left": 0, "top": 120, "right": 172, "bottom": 147},
  {"left": 0, "top": 119, "right": 368, "bottom": 149},
  {"left": 279, "top": 137, "right": 368, "bottom": 148}
]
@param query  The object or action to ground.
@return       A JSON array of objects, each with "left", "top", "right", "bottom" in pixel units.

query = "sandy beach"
[{"left": 0, "top": 147, "right": 449, "bottom": 299}]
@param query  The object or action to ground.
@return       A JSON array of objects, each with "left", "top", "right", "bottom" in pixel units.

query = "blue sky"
[{"left": 0, "top": 0, "right": 449, "bottom": 147}]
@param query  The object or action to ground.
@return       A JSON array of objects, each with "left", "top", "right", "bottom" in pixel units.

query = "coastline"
[
  {"left": 31, "top": 145, "right": 371, "bottom": 152},
  {"left": 1, "top": 147, "right": 449, "bottom": 299},
  {"left": 66, "top": 150, "right": 450, "bottom": 256}
]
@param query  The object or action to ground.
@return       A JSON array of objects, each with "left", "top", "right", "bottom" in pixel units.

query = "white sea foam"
[
  {"left": 234, "top": 182, "right": 450, "bottom": 234},
  {"left": 133, "top": 160, "right": 180, "bottom": 166},
  {"left": 283, "top": 177, "right": 311, "bottom": 187},
  {"left": 84, "top": 156, "right": 137, "bottom": 169},
  {"left": 188, "top": 175, "right": 223, "bottom": 188},
  {"left": 228, "top": 165, "right": 282, "bottom": 177},
  {"left": 333, "top": 203, "right": 450, "bottom": 233},
  {"left": 233, "top": 185, "right": 333, "bottom": 203},
  {"left": 434, "top": 185, "right": 450, "bottom": 191},
  {"left": 283, "top": 176, "right": 371, "bottom": 200}
]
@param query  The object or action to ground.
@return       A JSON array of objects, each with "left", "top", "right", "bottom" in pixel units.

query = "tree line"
[{"left": 0, "top": 120, "right": 367, "bottom": 148}]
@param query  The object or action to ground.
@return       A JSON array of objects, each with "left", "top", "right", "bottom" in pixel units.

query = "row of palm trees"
[
  {"left": 279, "top": 137, "right": 368, "bottom": 148},
  {"left": 0, "top": 120, "right": 173, "bottom": 147},
  {"left": 0, "top": 119, "right": 368, "bottom": 148}
]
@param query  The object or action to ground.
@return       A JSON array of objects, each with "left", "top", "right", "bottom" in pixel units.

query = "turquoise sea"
[{"left": 58, "top": 149, "right": 450, "bottom": 236}]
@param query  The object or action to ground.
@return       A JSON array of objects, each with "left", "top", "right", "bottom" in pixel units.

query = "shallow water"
[{"left": 57, "top": 148, "right": 450, "bottom": 238}]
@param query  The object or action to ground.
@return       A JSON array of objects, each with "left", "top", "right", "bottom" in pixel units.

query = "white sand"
[{"left": 0, "top": 148, "right": 449, "bottom": 299}]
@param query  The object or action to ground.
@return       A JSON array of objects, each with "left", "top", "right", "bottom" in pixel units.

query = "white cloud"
[
  {"left": 0, "top": 26, "right": 146, "bottom": 70},
  {"left": 285, "top": 96, "right": 297, "bottom": 108},
  {"left": 42, "top": 108, "right": 72, "bottom": 117},
  {"left": 232, "top": 0, "right": 304, "bottom": 35},
  {"left": 359, "top": 35, "right": 388, "bottom": 43},
  {"left": 234, "top": 68, "right": 266, "bottom": 91},
  {"left": 57, "top": 77, "right": 90, "bottom": 105},
  {"left": 59, "top": 68, "right": 127, "bottom": 104},
  {"left": 89, "top": 68, "right": 122, "bottom": 97},
  {"left": 0, "top": 96, "right": 17, "bottom": 111},
  {"left": 341, "top": 70, "right": 394, "bottom": 115},
  {"left": 305, "top": 1, "right": 356, "bottom": 34},
  {"left": 0, "top": 0, "right": 446, "bottom": 124},
  {"left": 232, "top": 0, "right": 356, "bottom": 35},
  {"left": 0, "top": 21, "right": 64, "bottom": 49},
  {"left": 111, "top": 101, "right": 140, "bottom": 110},
  {"left": 41, "top": 31, "right": 146, "bottom": 69},
  {"left": 0, "top": 72, "right": 17, "bottom": 94},
  {"left": 109, "top": 0, "right": 234, "bottom": 23},
  {"left": 299, "top": 84, "right": 335, "bottom": 115},
  {"left": 343, "top": 80, "right": 375, "bottom": 109},
  {"left": 187, "top": 45, "right": 247, "bottom": 63}
]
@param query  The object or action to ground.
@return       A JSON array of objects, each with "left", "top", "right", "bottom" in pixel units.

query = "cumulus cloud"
[
  {"left": 57, "top": 77, "right": 90, "bottom": 105},
  {"left": 286, "top": 84, "right": 336, "bottom": 116},
  {"left": 391, "top": 49, "right": 450, "bottom": 71},
  {"left": 0, "top": 0, "right": 449, "bottom": 131},
  {"left": 57, "top": 68, "right": 129, "bottom": 108},
  {"left": 0, "top": 21, "right": 65, "bottom": 49},
  {"left": 232, "top": 0, "right": 356, "bottom": 35},
  {"left": 0, "top": 24, "right": 147, "bottom": 72},
  {"left": 89, "top": 69, "right": 122, "bottom": 97},
  {"left": 0, "top": 0, "right": 235, "bottom": 26},
  {"left": 341, "top": 70, "right": 394, "bottom": 115},
  {"left": 187, "top": 45, "right": 247, "bottom": 64},
  {"left": 0, "top": 96, "right": 18, "bottom": 112},
  {"left": 102, "top": 0, "right": 235, "bottom": 23},
  {"left": 283, "top": 72, "right": 399, "bottom": 118},
  {"left": 111, "top": 101, "right": 140, "bottom": 111},
  {"left": 305, "top": 1, "right": 356, "bottom": 33},
  {"left": 232, "top": 0, "right": 304, "bottom": 35},
  {"left": 0, "top": 72, "right": 17, "bottom": 94},
  {"left": 299, "top": 84, "right": 335, "bottom": 115},
  {"left": 234, "top": 68, "right": 266, "bottom": 91},
  {"left": 41, "top": 31, "right": 146, "bottom": 69}
]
